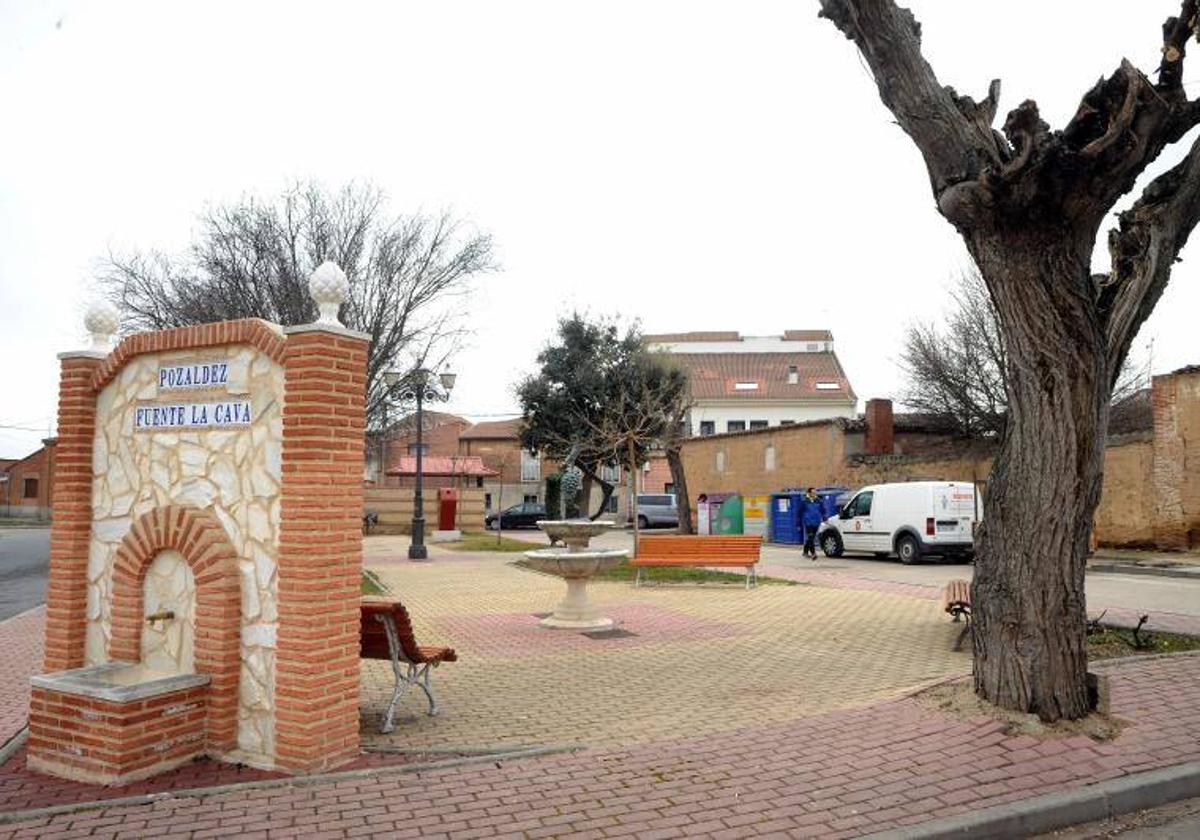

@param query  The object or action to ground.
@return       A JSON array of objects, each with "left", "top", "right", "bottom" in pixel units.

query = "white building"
[{"left": 643, "top": 330, "right": 857, "bottom": 436}]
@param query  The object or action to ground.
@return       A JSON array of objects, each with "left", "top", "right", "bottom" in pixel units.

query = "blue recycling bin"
[
  {"left": 770, "top": 493, "right": 802, "bottom": 544},
  {"left": 815, "top": 486, "right": 850, "bottom": 519}
]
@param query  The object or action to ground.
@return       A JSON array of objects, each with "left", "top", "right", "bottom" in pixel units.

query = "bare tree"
[
  {"left": 819, "top": 0, "right": 1200, "bottom": 720},
  {"left": 100, "top": 181, "right": 495, "bottom": 430},
  {"left": 583, "top": 351, "right": 690, "bottom": 555},
  {"left": 901, "top": 270, "right": 1148, "bottom": 438}
]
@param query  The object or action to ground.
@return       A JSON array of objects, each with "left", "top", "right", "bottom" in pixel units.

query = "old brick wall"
[
  {"left": 1094, "top": 435, "right": 1156, "bottom": 547},
  {"left": 1151, "top": 368, "right": 1200, "bottom": 548},
  {"left": 680, "top": 420, "right": 849, "bottom": 512}
]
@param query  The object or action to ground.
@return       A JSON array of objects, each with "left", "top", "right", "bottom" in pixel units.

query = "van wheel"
[
  {"left": 820, "top": 531, "right": 843, "bottom": 558},
  {"left": 896, "top": 534, "right": 921, "bottom": 564},
  {"left": 638, "top": 515, "right": 650, "bottom": 530}
]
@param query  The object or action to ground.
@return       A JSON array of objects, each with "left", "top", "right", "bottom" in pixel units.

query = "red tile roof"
[
  {"left": 783, "top": 330, "right": 834, "bottom": 342},
  {"left": 642, "top": 330, "right": 834, "bottom": 344},
  {"left": 386, "top": 455, "right": 500, "bottom": 477},
  {"left": 669, "top": 352, "right": 856, "bottom": 401},
  {"left": 459, "top": 418, "right": 523, "bottom": 440}
]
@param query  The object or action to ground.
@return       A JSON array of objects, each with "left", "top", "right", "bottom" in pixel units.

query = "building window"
[
  {"left": 485, "top": 492, "right": 493, "bottom": 509},
  {"left": 807, "top": 343, "right": 819, "bottom": 351},
  {"left": 733, "top": 382, "right": 759, "bottom": 391},
  {"left": 23, "top": 478, "right": 38, "bottom": 499},
  {"left": 749, "top": 420, "right": 768, "bottom": 430},
  {"left": 601, "top": 463, "right": 621, "bottom": 483},
  {"left": 520, "top": 450, "right": 540, "bottom": 482},
  {"left": 407, "top": 443, "right": 430, "bottom": 455},
  {"left": 699, "top": 421, "right": 715, "bottom": 437},
  {"left": 677, "top": 420, "right": 689, "bottom": 439},
  {"left": 765, "top": 444, "right": 776, "bottom": 472},
  {"left": 726, "top": 421, "right": 745, "bottom": 433},
  {"left": 476, "top": 476, "right": 485, "bottom": 488},
  {"left": 664, "top": 482, "right": 675, "bottom": 495},
  {"left": 604, "top": 495, "right": 618, "bottom": 513},
  {"left": 716, "top": 450, "right": 726, "bottom": 472},
  {"left": 787, "top": 365, "right": 799, "bottom": 384},
  {"left": 815, "top": 382, "right": 841, "bottom": 391},
  {"left": 524, "top": 494, "right": 539, "bottom": 504}
]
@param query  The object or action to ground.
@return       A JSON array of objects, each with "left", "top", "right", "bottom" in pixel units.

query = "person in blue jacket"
[{"left": 801, "top": 487, "right": 824, "bottom": 559}]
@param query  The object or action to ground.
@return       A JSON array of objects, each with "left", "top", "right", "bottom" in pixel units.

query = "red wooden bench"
[
  {"left": 361, "top": 601, "right": 457, "bottom": 733},
  {"left": 941, "top": 579, "right": 972, "bottom": 651},
  {"left": 630, "top": 535, "right": 763, "bottom": 589}
]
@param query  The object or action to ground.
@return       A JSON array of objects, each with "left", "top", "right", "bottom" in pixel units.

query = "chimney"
[{"left": 865, "top": 398, "right": 894, "bottom": 455}]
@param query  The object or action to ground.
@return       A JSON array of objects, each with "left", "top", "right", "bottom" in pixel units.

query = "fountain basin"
[
  {"left": 527, "top": 520, "right": 628, "bottom": 630},
  {"left": 29, "top": 662, "right": 211, "bottom": 784}
]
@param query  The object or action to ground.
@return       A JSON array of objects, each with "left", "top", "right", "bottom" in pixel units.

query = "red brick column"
[
  {"left": 43, "top": 354, "right": 103, "bottom": 673},
  {"left": 274, "top": 328, "right": 368, "bottom": 772}
]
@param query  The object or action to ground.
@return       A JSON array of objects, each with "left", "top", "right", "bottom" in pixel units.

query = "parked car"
[
  {"left": 817, "top": 481, "right": 980, "bottom": 563},
  {"left": 627, "top": 493, "right": 679, "bottom": 530},
  {"left": 486, "top": 502, "right": 548, "bottom": 530}
]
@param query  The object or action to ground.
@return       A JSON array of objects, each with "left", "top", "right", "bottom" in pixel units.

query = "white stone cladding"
[{"left": 86, "top": 345, "right": 284, "bottom": 764}]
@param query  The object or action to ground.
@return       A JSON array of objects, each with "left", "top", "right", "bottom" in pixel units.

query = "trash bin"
[
  {"left": 770, "top": 493, "right": 801, "bottom": 544},
  {"left": 437, "top": 487, "right": 459, "bottom": 531}
]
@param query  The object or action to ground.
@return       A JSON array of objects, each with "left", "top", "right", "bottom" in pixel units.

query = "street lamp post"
[{"left": 388, "top": 368, "right": 456, "bottom": 561}]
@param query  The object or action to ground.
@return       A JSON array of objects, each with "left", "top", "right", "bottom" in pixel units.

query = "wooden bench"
[
  {"left": 941, "top": 579, "right": 972, "bottom": 651},
  {"left": 631, "top": 535, "right": 763, "bottom": 589},
  {"left": 361, "top": 601, "right": 457, "bottom": 733}
]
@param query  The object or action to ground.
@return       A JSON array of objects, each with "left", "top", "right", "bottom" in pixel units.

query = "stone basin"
[
  {"left": 527, "top": 521, "right": 628, "bottom": 630},
  {"left": 31, "top": 661, "right": 210, "bottom": 703},
  {"left": 538, "top": 519, "right": 618, "bottom": 550}
]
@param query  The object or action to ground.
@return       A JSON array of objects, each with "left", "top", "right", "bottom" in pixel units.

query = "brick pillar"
[
  {"left": 1151, "top": 372, "right": 1188, "bottom": 549},
  {"left": 864, "top": 398, "right": 894, "bottom": 456},
  {"left": 274, "top": 327, "right": 368, "bottom": 772},
  {"left": 43, "top": 354, "right": 103, "bottom": 672}
]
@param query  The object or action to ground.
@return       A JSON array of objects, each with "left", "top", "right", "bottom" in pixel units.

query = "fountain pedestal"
[{"left": 524, "top": 521, "right": 628, "bottom": 631}]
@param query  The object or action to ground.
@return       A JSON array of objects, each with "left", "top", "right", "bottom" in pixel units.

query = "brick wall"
[
  {"left": 1095, "top": 435, "right": 1156, "bottom": 547},
  {"left": 28, "top": 683, "right": 208, "bottom": 785},
  {"left": 363, "top": 486, "right": 487, "bottom": 533},
  {"left": 274, "top": 328, "right": 368, "bottom": 773},
  {"left": 1151, "top": 368, "right": 1200, "bottom": 548}
]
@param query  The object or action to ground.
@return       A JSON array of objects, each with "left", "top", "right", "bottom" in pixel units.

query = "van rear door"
[{"left": 930, "top": 484, "right": 976, "bottom": 543}]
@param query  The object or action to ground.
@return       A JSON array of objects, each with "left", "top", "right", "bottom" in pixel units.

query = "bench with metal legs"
[{"left": 361, "top": 601, "right": 457, "bottom": 734}]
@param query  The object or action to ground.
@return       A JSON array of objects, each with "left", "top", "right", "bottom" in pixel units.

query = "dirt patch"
[{"left": 916, "top": 678, "right": 1126, "bottom": 742}]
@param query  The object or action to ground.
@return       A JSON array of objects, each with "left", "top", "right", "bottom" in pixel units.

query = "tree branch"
[
  {"left": 816, "top": 0, "right": 1006, "bottom": 207},
  {"left": 1101, "top": 132, "right": 1200, "bottom": 377}
]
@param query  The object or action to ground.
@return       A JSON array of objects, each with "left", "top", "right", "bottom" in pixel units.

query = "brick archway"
[{"left": 109, "top": 505, "right": 241, "bottom": 751}]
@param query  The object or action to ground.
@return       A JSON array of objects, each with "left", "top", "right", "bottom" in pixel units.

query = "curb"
[
  {"left": 0, "top": 744, "right": 577, "bottom": 825},
  {"left": 862, "top": 761, "right": 1200, "bottom": 839},
  {"left": 1088, "top": 562, "right": 1200, "bottom": 580},
  {"left": 0, "top": 727, "right": 28, "bottom": 767},
  {"left": 0, "top": 603, "right": 45, "bottom": 630}
]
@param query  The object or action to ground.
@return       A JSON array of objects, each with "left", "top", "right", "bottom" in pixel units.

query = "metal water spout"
[{"left": 146, "top": 609, "right": 175, "bottom": 626}]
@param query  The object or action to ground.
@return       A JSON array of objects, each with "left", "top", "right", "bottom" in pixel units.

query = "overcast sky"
[{"left": 2, "top": 1, "right": 1198, "bottom": 458}]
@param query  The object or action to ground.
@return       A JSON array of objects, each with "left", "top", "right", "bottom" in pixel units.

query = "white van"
[{"left": 817, "top": 481, "right": 981, "bottom": 564}]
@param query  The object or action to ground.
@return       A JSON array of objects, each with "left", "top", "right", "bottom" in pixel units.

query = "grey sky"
[{"left": 2, "top": 1, "right": 1197, "bottom": 458}]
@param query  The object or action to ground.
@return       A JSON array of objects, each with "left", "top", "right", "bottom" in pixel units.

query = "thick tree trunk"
[
  {"left": 969, "top": 233, "right": 1110, "bottom": 722},
  {"left": 665, "top": 446, "right": 693, "bottom": 534}
]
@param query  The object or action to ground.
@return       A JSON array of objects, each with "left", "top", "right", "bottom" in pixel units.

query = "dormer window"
[
  {"left": 815, "top": 382, "right": 841, "bottom": 390},
  {"left": 807, "top": 343, "right": 819, "bottom": 351},
  {"left": 787, "top": 366, "right": 799, "bottom": 384},
  {"left": 733, "top": 382, "right": 759, "bottom": 391}
]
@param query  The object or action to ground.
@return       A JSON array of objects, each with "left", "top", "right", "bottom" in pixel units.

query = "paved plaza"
[{"left": 2, "top": 540, "right": 1200, "bottom": 838}]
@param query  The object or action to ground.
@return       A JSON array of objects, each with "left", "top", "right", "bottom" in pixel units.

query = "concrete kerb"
[
  {"left": 863, "top": 761, "right": 1200, "bottom": 839},
  {"left": 0, "top": 744, "right": 580, "bottom": 825},
  {"left": 0, "top": 727, "right": 27, "bottom": 767},
  {"left": 1088, "top": 562, "right": 1200, "bottom": 580}
]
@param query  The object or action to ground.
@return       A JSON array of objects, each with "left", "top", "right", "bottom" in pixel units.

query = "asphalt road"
[{"left": 0, "top": 527, "right": 50, "bottom": 621}]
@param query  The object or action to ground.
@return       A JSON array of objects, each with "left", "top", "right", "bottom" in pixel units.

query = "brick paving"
[
  {"left": 4, "top": 653, "right": 1198, "bottom": 839},
  {"left": 5, "top": 548, "right": 1200, "bottom": 838},
  {"left": 358, "top": 556, "right": 969, "bottom": 749},
  {"left": 0, "top": 608, "right": 42, "bottom": 748}
]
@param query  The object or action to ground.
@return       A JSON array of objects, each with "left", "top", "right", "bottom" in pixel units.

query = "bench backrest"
[
  {"left": 639, "top": 535, "right": 762, "bottom": 561},
  {"left": 361, "top": 601, "right": 422, "bottom": 662}
]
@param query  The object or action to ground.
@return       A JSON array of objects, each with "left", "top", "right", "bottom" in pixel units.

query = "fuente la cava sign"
[{"left": 135, "top": 400, "right": 253, "bottom": 431}]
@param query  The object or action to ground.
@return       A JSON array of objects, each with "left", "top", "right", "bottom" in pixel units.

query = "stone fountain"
[{"left": 524, "top": 520, "right": 627, "bottom": 630}]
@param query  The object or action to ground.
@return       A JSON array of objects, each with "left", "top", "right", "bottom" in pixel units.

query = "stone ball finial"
[
  {"left": 84, "top": 300, "right": 120, "bottom": 351},
  {"left": 308, "top": 261, "right": 349, "bottom": 326}
]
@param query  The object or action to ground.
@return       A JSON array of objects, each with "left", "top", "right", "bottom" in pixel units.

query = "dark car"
[{"left": 486, "top": 502, "right": 548, "bottom": 530}]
